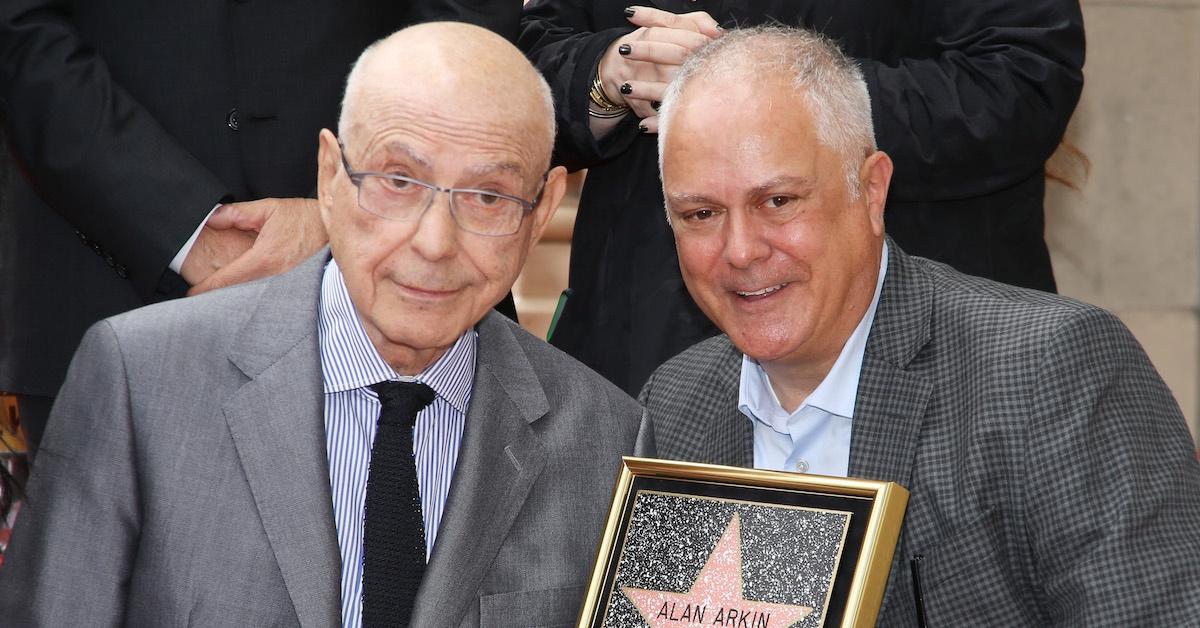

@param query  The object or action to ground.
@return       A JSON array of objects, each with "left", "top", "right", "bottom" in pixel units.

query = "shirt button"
[
  {"left": 226, "top": 108, "right": 240, "bottom": 131},
  {"left": 794, "top": 459, "right": 810, "bottom": 473}
]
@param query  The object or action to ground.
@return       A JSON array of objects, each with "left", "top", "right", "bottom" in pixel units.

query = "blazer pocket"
[
  {"left": 479, "top": 584, "right": 586, "bottom": 628},
  {"left": 917, "top": 508, "right": 1036, "bottom": 624}
]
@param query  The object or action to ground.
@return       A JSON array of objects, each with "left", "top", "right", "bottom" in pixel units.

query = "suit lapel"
[
  {"left": 848, "top": 241, "right": 933, "bottom": 486},
  {"left": 223, "top": 252, "right": 341, "bottom": 628},
  {"left": 847, "top": 242, "right": 934, "bottom": 620},
  {"left": 848, "top": 358, "right": 931, "bottom": 486},
  {"left": 705, "top": 340, "right": 754, "bottom": 468},
  {"left": 410, "top": 313, "right": 550, "bottom": 626}
]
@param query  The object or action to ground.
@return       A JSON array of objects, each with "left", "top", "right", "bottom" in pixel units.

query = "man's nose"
[
  {"left": 409, "top": 190, "right": 458, "bottom": 261},
  {"left": 723, "top": 210, "right": 771, "bottom": 269}
]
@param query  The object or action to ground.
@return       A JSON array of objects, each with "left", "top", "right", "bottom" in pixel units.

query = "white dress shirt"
[{"left": 738, "top": 242, "right": 888, "bottom": 476}]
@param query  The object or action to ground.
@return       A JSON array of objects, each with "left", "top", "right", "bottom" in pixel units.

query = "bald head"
[
  {"left": 315, "top": 22, "right": 571, "bottom": 375},
  {"left": 339, "top": 22, "right": 556, "bottom": 172}
]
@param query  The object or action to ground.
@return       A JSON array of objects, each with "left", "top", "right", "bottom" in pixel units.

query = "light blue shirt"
[
  {"left": 318, "top": 259, "right": 476, "bottom": 628},
  {"left": 738, "top": 243, "right": 888, "bottom": 477}
]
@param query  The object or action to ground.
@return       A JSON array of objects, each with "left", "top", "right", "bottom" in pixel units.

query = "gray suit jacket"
[
  {"left": 640, "top": 242, "right": 1200, "bottom": 626},
  {"left": 0, "top": 252, "right": 652, "bottom": 627}
]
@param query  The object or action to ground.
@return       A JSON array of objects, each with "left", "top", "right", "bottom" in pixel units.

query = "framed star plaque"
[{"left": 577, "top": 457, "right": 908, "bottom": 628}]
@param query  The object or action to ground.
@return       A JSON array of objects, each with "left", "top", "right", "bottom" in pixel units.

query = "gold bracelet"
[
  {"left": 588, "top": 104, "right": 630, "bottom": 119},
  {"left": 589, "top": 65, "right": 628, "bottom": 116}
]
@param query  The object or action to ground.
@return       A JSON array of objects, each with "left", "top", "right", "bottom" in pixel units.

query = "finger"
[
  {"left": 187, "top": 246, "right": 270, "bottom": 296},
  {"left": 679, "top": 11, "right": 723, "bottom": 38},
  {"left": 634, "top": 26, "right": 712, "bottom": 52},
  {"left": 626, "top": 5, "right": 719, "bottom": 37},
  {"left": 627, "top": 97, "right": 658, "bottom": 121},
  {"left": 204, "top": 201, "right": 272, "bottom": 232},
  {"left": 615, "top": 80, "right": 667, "bottom": 104},
  {"left": 619, "top": 79, "right": 667, "bottom": 120},
  {"left": 638, "top": 115, "right": 660, "bottom": 135},
  {"left": 621, "top": 38, "right": 705, "bottom": 66}
]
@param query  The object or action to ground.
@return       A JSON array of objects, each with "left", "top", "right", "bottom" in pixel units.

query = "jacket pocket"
[
  {"left": 479, "top": 584, "right": 586, "bottom": 628},
  {"left": 915, "top": 508, "right": 1038, "bottom": 625}
]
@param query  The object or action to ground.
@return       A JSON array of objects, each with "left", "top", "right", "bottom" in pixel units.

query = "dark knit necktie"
[{"left": 363, "top": 380, "right": 436, "bottom": 627}]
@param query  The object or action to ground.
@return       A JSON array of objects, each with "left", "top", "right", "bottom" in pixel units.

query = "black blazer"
[
  {"left": 519, "top": 0, "right": 1085, "bottom": 395},
  {"left": 0, "top": 1, "right": 518, "bottom": 397}
]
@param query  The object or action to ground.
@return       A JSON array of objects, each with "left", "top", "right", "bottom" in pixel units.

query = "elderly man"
[
  {"left": 0, "top": 23, "right": 650, "bottom": 627},
  {"left": 0, "top": 0, "right": 519, "bottom": 457},
  {"left": 641, "top": 26, "right": 1200, "bottom": 625}
]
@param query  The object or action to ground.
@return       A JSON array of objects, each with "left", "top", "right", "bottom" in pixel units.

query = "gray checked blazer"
[
  {"left": 0, "top": 251, "right": 652, "bottom": 627},
  {"left": 639, "top": 241, "right": 1200, "bottom": 626}
]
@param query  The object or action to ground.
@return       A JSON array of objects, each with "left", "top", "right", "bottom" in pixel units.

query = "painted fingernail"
[
  {"left": 651, "top": 101, "right": 661, "bottom": 111},
  {"left": 619, "top": 82, "right": 633, "bottom": 95},
  {"left": 638, "top": 124, "right": 648, "bottom": 134},
  {"left": 618, "top": 43, "right": 632, "bottom": 56},
  {"left": 624, "top": 7, "right": 636, "bottom": 17}
]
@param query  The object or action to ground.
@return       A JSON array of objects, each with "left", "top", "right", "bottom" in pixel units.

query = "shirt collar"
[
  {"left": 318, "top": 259, "right": 476, "bottom": 414},
  {"left": 738, "top": 241, "right": 889, "bottom": 428}
]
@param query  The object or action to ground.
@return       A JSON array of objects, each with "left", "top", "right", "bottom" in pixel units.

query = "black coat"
[
  {"left": 520, "top": 0, "right": 1085, "bottom": 395},
  {"left": 0, "top": 1, "right": 518, "bottom": 398}
]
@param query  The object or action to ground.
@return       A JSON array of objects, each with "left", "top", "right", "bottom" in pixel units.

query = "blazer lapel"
[
  {"left": 223, "top": 252, "right": 341, "bottom": 628},
  {"left": 704, "top": 339, "right": 754, "bottom": 468},
  {"left": 410, "top": 313, "right": 550, "bottom": 626},
  {"left": 847, "top": 242, "right": 934, "bottom": 620},
  {"left": 847, "top": 241, "right": 933, "bottom": 487}
]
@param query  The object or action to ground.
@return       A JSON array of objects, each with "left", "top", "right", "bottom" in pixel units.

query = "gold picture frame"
[{"left": 578, "top": 457, "right": 909, "bottom": 628}]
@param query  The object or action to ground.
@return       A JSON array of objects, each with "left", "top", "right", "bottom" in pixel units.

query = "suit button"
[{"left": 226, "top": 108, "right": 240, "bottom": 131}]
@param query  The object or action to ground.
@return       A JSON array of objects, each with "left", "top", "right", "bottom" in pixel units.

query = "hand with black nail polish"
[{"left": 591, "top": 5, "right": 722, "bottom": 135}]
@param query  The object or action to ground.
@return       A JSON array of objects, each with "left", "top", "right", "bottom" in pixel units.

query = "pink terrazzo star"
[{"left": 622, "top": 513, "right": 813, "bottom": 627}]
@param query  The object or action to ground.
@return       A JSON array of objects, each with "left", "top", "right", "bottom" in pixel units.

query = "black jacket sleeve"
[
  {"left": 520, "top": 0, "right": 1084, "bottom": 197},
  {"left": 519, "top": 0, "right": 642, "bottom": 172},
  {"left": 0, "top": 0, "right": 230, "bottom": 300},
  {"left": 861, "top": 1, "right": 1085, "bottom": 203}
]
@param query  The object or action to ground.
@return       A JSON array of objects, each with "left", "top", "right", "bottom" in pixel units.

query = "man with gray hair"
[
  {"left": 0, "top": 23, "right": 650, "bottom": 627},
  {"left": 642, "top": 26, "right": 1200, "bottom": 624}
]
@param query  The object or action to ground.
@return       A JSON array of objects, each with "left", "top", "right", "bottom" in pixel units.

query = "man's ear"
[
  {"left": 860, "top": 150, "right": 893, "bottom": 237},
  {"left": 316, "top": 129, "right": 341, "bottom": 229},
  {"left": 528, "top": 165, "right": 569, "bottom": 245}
]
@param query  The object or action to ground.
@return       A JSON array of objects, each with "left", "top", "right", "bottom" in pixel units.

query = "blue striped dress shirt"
[{"left": 318, "top": 259, "right": 476, "bottom": 628}]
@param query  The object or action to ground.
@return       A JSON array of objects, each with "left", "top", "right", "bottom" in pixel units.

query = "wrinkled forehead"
[
  {"left": 343, "top": 51, "right": 553, "bottom": 168},
  {"left": 345, "top": 88, "right": 547, "bottom": 180}
]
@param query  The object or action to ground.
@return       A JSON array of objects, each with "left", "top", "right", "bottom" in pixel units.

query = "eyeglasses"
[{"left": 338, "top": 142, "right": 546, "bottom": 237}]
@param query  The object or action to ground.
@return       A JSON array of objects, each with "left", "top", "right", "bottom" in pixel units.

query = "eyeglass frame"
[{"left": 336, "top": 140, "right": 548, "bottom": 237}]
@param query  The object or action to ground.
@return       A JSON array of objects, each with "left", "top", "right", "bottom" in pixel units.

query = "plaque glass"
[{"left": 578, "top": 457, "right": 908, "bottom": 628}]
